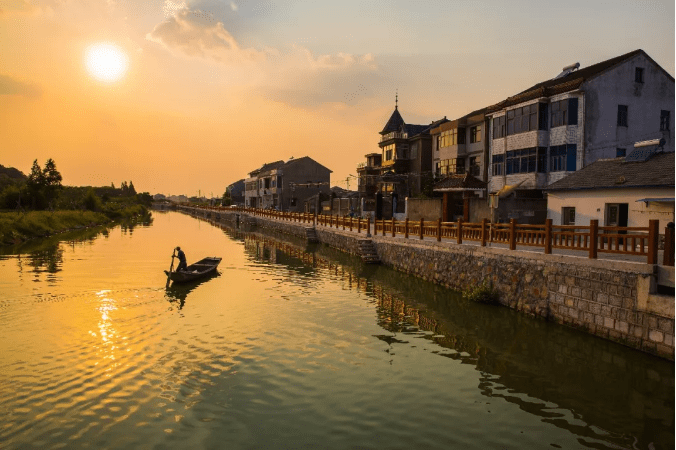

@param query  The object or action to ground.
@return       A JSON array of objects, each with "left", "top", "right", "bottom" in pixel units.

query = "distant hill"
[{"left": 0, "top": 164, "right": 27, "bottom": 180}]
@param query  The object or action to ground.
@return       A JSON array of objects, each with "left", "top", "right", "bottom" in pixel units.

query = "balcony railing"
[{"left": 380, "top": 132, "right": 407, "bottom": 142}]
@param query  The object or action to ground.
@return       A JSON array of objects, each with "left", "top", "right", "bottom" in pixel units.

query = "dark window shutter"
[
  {"left": 539, "top": 103, "right": 548, "bottom": 130},
  {"left": 566, "top": 144, "right": 577, "bottom": 171},
  {"left": 568, "top": 98, "right": 578, "bottom": 125}
]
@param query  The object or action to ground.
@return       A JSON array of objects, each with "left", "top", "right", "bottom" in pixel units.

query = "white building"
[
  {"left": 486, "top": 49, "right": 674, "bottom": 223},
  {"left": 544, "top": 149, "right": 674, "bottom": 229}
]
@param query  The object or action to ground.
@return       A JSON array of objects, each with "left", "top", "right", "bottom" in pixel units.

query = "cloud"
[
  {"left": 146, "top": 7, "right": 266, "bottom": 63},
  {"left": 0, "top": 74, "right": 42, "bottom": 98},
  {"left": 146, "top": 4, "right": 381, "bottom": 109}
]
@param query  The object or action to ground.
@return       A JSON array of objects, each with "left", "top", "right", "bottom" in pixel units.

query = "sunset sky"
[{"left": 1, "top": 0, "right": 674, "bottom": 197}]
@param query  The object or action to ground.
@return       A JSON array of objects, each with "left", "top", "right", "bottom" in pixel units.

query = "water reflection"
[
  {"left": 165, "top": 272, "right": 220, "bottom": 311},
  {"left": 228, "top": 226, "right": 674, "bottom": 450}
]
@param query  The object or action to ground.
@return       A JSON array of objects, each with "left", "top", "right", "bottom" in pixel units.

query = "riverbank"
[
  {"left": 182, "top": 206, "right": 675, "bottom": 360},
  {"left": 0, "top": 207, "right": 149, "bottom": 246}
]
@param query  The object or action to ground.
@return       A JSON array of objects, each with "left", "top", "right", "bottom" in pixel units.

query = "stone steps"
[
  {"left": 358, "top": 239, "right": 380, "bottom": 264},
  {"left": 305, "top": 227, "right": 319, "bottom": 243}
]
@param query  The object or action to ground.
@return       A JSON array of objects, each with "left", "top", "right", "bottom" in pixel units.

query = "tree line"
[{"left": 0, "top": 159, "right": 152, "bottom": 214}]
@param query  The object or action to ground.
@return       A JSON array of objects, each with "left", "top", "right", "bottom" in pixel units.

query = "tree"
[
  {"left": 26, "top": 159, "right": 46, "bottom": 209},
  {"left": 42, "top": 158, "right": 63, "bottom": 207},
  {"left": 128, "top": 181, "right": 136, "bottom": 195},
  {"left": 222, "top": 189, "right": 232, "bottom": 206}
]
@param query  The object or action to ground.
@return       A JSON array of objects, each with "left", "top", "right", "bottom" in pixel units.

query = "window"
[
  {"left": 470, "top": 125, "right": 482, "bottom": 143},
  {"left": 635, "top": 67, "right": 644, "bottom": 83},
  {"left": 538, "top": 103, "right": 548, "bottom": 130},
  {"left": 508, "top": 105, "right": 538, "bottom": 135},
  {"left": 551, "top": 100, "right": 568, "bottom": 128},
  {"left": 617, "top": 105, "right": 628, "bottom": 127},
  {"left": 562, "top": 207, "right": 575, "bottom": 225},
  {"left": 469, "top": 156, "right": 480, "bottom": 176},
  {"left": 660, "top": 110, "right": 670, "bottom": 131},
  {"left": 616, "top": 148, "right": 626, "bottom": 158},
  {"left": 505, "top": 148, "right": 537, "bottom": 174},
  {"left": 491, "top": 154, "right": 504, "bottom": 176},
  {"left": 493, "top": 116, "right": 506, "bottom": 139},
  {"left": 440, "top": 128, "right": 464, "bottom": 147},
  {"left": 383, "top": 144, "right": 395, "bottom": 161},
  {"left": 537, "top": 147, "right": 547, "bottom": 173},
  {"left": 438, "top": 158, "right": 465, "bottom": 176},
  {"left": 550, "top": 144, "right": 577, "bottom": 172}
]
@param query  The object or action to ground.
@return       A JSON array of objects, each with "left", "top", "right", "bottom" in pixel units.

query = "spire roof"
[{"left": 380, "top": 107, "right": 405, "bottom": 135}]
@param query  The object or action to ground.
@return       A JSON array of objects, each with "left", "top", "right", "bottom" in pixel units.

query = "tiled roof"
[
  {"left": 488, "top": 49, "right": 673, "bottom": 112},
  {"left": 433, "top": 174, "right": 487, "bottom": 191},
  {"left": 380, "top": 108, "right": 405, "bottom": 134},
  {"left": 544, "top": 151, "right": 675, "bottom": 191},
  {"left": 283, "top": 156, "right": 332, "bottom": 173},
  {"left": 249, "top": 160, "right": 284, "bottom": 176}
]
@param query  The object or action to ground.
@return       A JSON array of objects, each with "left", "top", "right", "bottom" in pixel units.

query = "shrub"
[{"left": 463, "top": 280, "right": 499, "bottom": 305}]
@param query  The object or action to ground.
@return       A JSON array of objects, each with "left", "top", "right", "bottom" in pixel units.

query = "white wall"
[
  {"left": 583, "top": 53, "right": 675, "bottom": 164},
  {"left": 547, "top": 187, "right": 674, "bottom": 229}
]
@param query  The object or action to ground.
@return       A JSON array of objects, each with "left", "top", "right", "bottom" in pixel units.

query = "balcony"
[{"left": 380, "top": 132, "right": 408, "bottom": 142}]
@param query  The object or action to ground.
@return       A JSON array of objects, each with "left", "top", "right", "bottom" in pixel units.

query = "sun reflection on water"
[{"left": 95, "top": 290, "right": 119, "bottom": 370}]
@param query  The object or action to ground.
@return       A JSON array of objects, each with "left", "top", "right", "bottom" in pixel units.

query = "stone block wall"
[
  {"left": 181, "top": 207, "right": 674, "bottom": 360},
  {"left": 371, "top": 238, "right": 673, "bottom": 360}
]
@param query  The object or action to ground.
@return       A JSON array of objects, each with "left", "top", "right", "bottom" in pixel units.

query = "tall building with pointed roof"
[{"left": 357, "top": 97, "right": 448, "bottom": 219}]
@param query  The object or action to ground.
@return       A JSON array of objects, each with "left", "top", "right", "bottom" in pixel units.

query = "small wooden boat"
[{"left": 165, "top": 257, "right": 222, "bottom": 283}]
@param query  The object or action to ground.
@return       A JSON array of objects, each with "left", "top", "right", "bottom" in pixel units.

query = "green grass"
[
  {"left": 0, "top": 208, "right": 146, "bottom": 245},
  {"left": 462, "top": 280, "right": 500, "bottom": 305}
]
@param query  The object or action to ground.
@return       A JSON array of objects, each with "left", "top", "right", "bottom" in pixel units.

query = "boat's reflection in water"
[{"left": 165, "top": 271, "right": 220, "bottom": 310}]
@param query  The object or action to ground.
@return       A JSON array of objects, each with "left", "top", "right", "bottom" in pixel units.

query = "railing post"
[
  {"left": 509, "top": 219, "right": 517, "bottom": 251},
  {"left": 383, "top": 219, "right": 386, "bottom": 236},
  {"left": 664, "top": 225, "right": 675, "bottom": 266},
  {"left": 647, "top": 219, "right": 659, "bottom": 264},
  {"left": 357, "top": 217, "right": 361, "bottom": 233},
  {"left": 481, "top": 218, "right": 488, "bottom": 247},
  {"left": 349, "top": 217, "right": 353, "bottom": 231},
  {"left": 366, "top": 216, "right": 371, "bottom": 237},
  {"left": 405, "top": 218, "right": 409, "bottom": 239},
  {"left": 589, "top": 220, "right": 598, "bottom": 259},
  {"left": 437, "top": 218, "right": 442, "bottom": 242},
  {"left": 544, "top": 219, "right": 552, "bottom": 254},
  {"left": 343, "top": 216, "right": 346, "bottom": 230},
  {"left": 457, "top": 219, "right": 463, "bottom": 244},
  {"left": 420, "top": 218, "right": 424, "bottom": 240},
  {"left": 392, "top": 217, "right": 395, "bottom": 237}
]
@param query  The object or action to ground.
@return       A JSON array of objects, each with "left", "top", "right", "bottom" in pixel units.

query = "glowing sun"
[{"left": 85, "top": 43, "right": 128, "bottom": 82}]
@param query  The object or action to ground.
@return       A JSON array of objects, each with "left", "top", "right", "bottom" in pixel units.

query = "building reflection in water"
[{"left": 222, "top": 226, "right": 674, "bottom": 450}]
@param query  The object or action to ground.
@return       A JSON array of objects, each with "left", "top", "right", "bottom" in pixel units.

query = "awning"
[{"left": 635, "top": 198, "right": 675, "bottom": 203}]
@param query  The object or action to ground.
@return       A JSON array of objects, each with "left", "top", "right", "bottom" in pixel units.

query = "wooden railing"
[{"left": 190, "top": 206, "right": 673, "bottom": 265}]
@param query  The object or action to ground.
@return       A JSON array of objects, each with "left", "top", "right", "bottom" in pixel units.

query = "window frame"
[
  {"left": 635, "top": 67, "right": 644, "bottom": 83},
  {"left": 470, "top": 125, "right": 482, "bottom": 143},
  {"left": 660, "top": 110, "right": 670, "bottom": 131},
  {"left": 491, "top": 154, "right": 504, "bottom": 176},
  {"left": 562, "top": 207, "right": 575, "bottom": 225},
  {"left": 617, "top": 105, "right": 628, "bottom": 127},
  {"left": 493, "top": 116, "right": 506, "bottom": 139}
]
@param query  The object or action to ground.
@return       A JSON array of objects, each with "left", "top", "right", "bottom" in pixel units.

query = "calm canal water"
[{"left": 0, "top": 211, "right": 673, "bottom": 450}]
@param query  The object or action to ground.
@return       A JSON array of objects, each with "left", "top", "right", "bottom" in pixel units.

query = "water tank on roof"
[{"left": 554, "top": 62, "right": 580, "bottom": 79}]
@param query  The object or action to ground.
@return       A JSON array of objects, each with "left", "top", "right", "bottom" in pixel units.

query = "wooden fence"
[{"left": 194, "top": 206, "right": 674, "bottom": 265}]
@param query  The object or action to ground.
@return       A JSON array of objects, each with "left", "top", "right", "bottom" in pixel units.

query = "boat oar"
[{"left": 166, "top": 248, "right": 176, "bottom": 287}]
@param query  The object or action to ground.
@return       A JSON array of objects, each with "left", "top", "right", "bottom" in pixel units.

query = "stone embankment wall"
[{"left": 183, "top": 207, "right": 674, "bottom": 360}]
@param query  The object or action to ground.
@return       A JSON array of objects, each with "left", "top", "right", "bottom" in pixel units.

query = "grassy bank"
[{"left": 0, "top": 206, "right": 148, "bottom": 246}]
